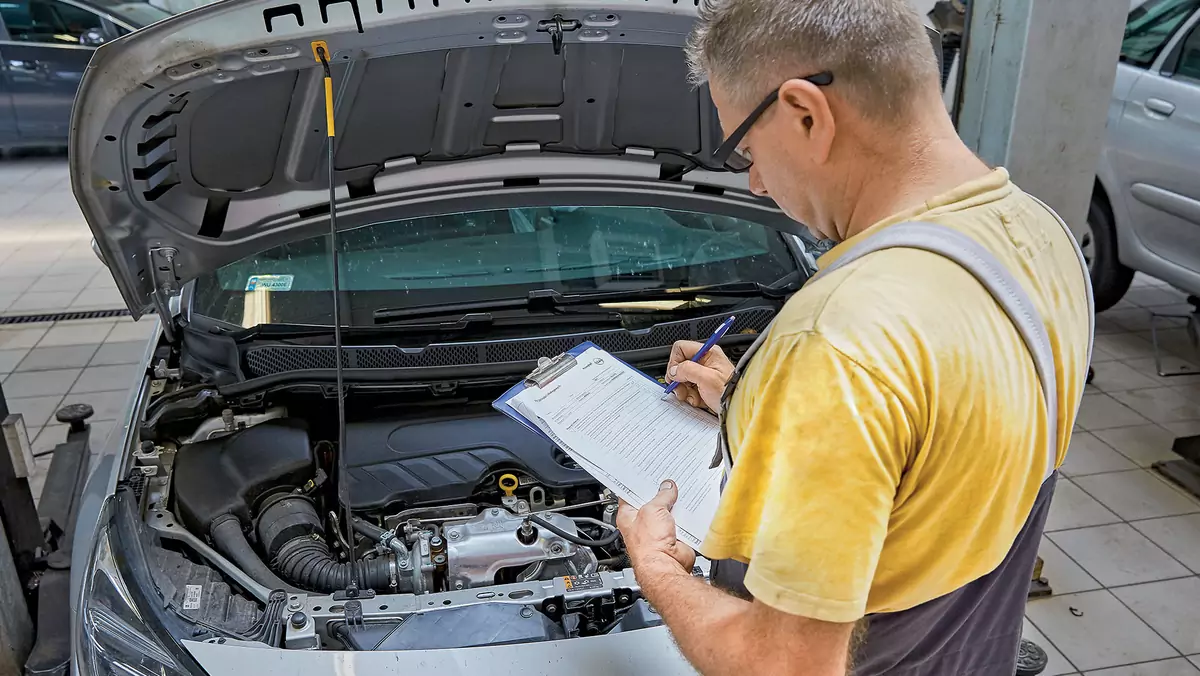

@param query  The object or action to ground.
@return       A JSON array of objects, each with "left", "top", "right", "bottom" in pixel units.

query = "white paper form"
[{"left": 509, "top": 347, "right": 722, "bottom": 549}]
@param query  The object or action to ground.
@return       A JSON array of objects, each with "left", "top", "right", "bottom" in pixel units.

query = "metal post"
[
  {"left": 955, "top": 0, "right": 1128, "bottom": 235},
  {"left": 0, "top": 385, "right": 35, "bottom": 676}
]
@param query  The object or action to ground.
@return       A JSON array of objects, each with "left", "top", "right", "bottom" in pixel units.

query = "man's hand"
[
  {"left": 616, "top": 480, "right": 696, "bottom": 576},
  {"left": 666, "top": 340, "right": 735, "bottom": 412}
]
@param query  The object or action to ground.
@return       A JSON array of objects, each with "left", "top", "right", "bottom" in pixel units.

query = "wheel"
[
  {"left": 1083, "top": 197, "right": 1134, "bottom": 312},
  {"left": 1015, "top": 638, "right": 1049, "bottom": 675}
]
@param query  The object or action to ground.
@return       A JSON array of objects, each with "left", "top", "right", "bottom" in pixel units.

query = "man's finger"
[
  {"left": 672, "top": 360, "right": 723, "bottom": 389},
  {"left": 668, "top": 341, "right": 704, "bottom": 376},
  {"left": 648, "top": 479, "right": 679, "bottom": 511},
  {"left": 615, "top": 499, "right": 638, "bottom": 531}
]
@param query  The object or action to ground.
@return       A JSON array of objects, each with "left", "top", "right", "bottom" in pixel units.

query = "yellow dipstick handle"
[
  {"left": 498, "top": 473, "right": 519, "bottom": 497},
  {"left": 311, "top": 40, "right": 335, "bottom": 137}
]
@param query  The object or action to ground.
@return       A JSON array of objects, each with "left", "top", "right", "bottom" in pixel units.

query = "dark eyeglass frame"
[{"left": 711, "top": 71, "right": 835, "bottom": 173}]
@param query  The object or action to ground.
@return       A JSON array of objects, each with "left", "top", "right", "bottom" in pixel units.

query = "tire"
[{"left": 1084, "top": 197, "right": 1134, "bottom": 313}]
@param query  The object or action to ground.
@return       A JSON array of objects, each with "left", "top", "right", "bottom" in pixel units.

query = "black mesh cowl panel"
[{"left": 243, "top": 308, "right": 774, "bottom": 377}]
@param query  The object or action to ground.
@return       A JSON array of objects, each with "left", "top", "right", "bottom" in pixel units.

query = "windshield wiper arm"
[{"left": 372, "top": 279, "right": 799, "bottom": 324}]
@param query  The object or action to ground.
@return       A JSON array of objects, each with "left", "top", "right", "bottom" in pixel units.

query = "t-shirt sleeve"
[{"left": 703, "top": 330, "right": 912, "bottom": 624}]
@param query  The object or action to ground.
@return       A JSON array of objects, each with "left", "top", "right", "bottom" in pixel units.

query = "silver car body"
[{"left": 1096, "top": 3, "right": 1200, "bottom": 295}]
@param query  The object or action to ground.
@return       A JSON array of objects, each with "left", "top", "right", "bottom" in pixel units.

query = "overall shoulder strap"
[{"left": 812, "top": 221, "right": 1060, "bottom": 480}]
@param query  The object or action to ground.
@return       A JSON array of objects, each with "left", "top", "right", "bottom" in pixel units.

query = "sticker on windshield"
[
  {"left": 245, "top": 274, "right": 294, "bottom": 292},
  {"left": 183, "top": 584, "right": 203, "bottom": 610}
]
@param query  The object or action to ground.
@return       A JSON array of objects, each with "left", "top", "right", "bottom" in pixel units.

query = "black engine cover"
[{"left": 344, "top": 410, "right": 593, "bottom": 511}]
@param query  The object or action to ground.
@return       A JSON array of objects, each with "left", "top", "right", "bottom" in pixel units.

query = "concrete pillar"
[{"left": 956, "top": 0, "right": 1128, "bottom": 235}]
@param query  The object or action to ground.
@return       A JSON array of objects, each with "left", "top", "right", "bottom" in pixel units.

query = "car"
[
  {"left": 0, "top": 0, "right": 172, "bottom": 150},
  {"left": 1089, "top": 0, "right": 1200, "bottom": 311},
  {"left": 67, "top": 1, "right": 832, "bottom": 673}
]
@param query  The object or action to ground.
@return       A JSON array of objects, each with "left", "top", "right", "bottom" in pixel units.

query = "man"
[{"left": 614, "top": 1, "right": 1091, "bottom": 674}]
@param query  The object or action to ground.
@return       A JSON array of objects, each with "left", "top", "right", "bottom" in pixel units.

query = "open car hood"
[{"left": 70, "top": 0, "right": 786, "bottom": 320}]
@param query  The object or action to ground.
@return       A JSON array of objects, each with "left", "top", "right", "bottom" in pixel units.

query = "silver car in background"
[{"left": 1090, "top": 0, "right": 1200, "bottom": 310}]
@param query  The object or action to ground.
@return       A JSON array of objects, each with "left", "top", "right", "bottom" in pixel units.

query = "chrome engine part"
[{"left": 442, "top": 508, "right": 598, "bottom": 590}]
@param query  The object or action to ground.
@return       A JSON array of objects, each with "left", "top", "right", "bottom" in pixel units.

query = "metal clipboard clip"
[{"left": 524, "top": 352, "right": 579, "bottom": 388}]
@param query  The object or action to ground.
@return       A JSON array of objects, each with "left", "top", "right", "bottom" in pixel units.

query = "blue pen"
[{"left": 662, "top": 315, "right": 737, "bottom": 400}]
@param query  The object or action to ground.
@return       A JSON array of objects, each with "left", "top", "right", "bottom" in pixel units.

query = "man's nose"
[{"left": 749, "top": 167, "right": 769, "bottom": 197}]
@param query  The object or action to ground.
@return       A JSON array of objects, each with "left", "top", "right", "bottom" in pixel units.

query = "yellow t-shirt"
[{"left": 700, "top": 168, "right": 1090, "bottom": 623}]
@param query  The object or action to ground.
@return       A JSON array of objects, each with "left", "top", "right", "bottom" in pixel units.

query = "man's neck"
[{"left": 833, "top": 126, "right": 991, "bottom": 242}]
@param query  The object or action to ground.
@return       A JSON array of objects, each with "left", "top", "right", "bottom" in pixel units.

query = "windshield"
[
  {"left": 1121, "top": 0, "right": 1200, "bottom": 67},
  {"left": 192, "top": 205, "right": 799, "bottom": 328}
]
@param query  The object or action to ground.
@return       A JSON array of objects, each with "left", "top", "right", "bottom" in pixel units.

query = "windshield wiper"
[{"left": 372, "top": 278, "right": 800, "bottom": 325}]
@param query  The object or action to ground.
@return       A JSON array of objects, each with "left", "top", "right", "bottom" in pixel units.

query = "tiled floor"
[
  {"left": 1031, "top": 274, "right": 1200, "bottom": 675},
  {"left": 3, "top": 157, "right": 1200, "bottom": 672},
  {"left": 0, "top": 156, "right": 155, "bottom": 500}
]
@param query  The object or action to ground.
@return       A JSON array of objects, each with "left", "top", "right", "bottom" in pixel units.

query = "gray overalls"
[{"left": 709, "top": 207, "right": 1094, "bottom": 675}]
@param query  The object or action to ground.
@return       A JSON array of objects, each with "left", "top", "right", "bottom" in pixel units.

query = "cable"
[
  {"left": 526, "top": 514, "right": 621, "bottom": 548},
  {"left": 569, "top": 516, "right": 616, "bottom": 533}
]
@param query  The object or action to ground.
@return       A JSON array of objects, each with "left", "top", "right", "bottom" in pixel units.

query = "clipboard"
[{"left": 492, "top": 341, "right": 668, "bottom": 441}]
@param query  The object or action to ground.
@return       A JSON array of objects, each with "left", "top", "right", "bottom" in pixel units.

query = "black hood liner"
[{"left": 175, "top": 43, "right": 710, "bottom": 198}]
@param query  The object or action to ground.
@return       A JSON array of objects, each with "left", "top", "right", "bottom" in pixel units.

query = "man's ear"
[{"left": 777, "top": 78, "right": 835, "bottom": 165}]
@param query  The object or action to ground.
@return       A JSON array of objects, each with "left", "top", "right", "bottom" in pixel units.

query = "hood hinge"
[{"left": 149, "top": 247, "right": 181, "bottom": 341}]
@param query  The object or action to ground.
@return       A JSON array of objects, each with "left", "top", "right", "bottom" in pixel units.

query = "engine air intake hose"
[
  {"left": 210, "top": 514, "right": 302, "bottom": 594},
  {"left": 255, "top": 494, "right": 409, "bottom": 594}
]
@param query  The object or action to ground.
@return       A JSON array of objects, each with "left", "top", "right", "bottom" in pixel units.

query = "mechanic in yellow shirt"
[{"left": 614, "top": 1, "right": 1091, "bottom": 675}]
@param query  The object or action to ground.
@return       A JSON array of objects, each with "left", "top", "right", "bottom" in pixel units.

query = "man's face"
[{"left": 710, "top": 81, "right": 833, "bottom": 240}]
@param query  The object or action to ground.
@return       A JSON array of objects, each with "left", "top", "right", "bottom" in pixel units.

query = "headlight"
[{"left": 77, "top": 496, "right": 205, "bottom": 676}]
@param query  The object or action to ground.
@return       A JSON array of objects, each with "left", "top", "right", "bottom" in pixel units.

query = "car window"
[
  {"left": 0, "top": 0, "right": 104, "bottom": 45},
  {"left": 1175, "top": 22, "right": 1200, "bottom": 80},
  {"left": 1121, "top": 0, "right": 1200, "bottom": 67},
  {"left": 192, "top": 205, "right": 799, "bottom": 329}
]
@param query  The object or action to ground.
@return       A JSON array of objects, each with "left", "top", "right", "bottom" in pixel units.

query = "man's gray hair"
[{"left": 687, "top": 0, "right": 940, "bottom": 121}]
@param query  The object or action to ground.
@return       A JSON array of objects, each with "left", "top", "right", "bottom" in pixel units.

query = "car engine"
[{"left": 131, "top": 402, "right": 666, "bottom": 650}]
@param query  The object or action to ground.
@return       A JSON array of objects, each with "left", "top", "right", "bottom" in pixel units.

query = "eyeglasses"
[{"left": 710, "top": 71, "right": 834, "bottom": 173}]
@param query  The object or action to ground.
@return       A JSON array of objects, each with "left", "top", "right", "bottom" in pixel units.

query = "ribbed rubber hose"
[
  {"left": 273, "top": 536, "right": 407, "bottom": 593},
  {"left": 209, "top": 516, "right": 303, "bottom": 594}
]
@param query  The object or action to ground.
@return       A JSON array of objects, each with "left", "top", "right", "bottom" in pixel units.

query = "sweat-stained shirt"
[{"left": 700, "top": 168, "right": 1090, "bottom": 624}]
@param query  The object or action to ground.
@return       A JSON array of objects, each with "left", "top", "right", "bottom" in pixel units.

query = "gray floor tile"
[
  {"left": 1111, "top": 388, "right": 1200, "bottom": 424},
  {"left": 1024, "top": 616, "right": 1078, "bottom": 676},
  {"left": 1124, "top": 358, "right": 1200, "bottom": 385},
  {"left": 70, "top": 364, "right": 140, "bottom": 394},
  {"left": 1063, "top": 433, "right": 1139, "bottom": 477},
  {"left": 1074, "top": 470, "right": 1200, "bottom": 521},
  {"left": 1191, "top": 657, "right": 1200, "bottom": 670},
  {"left": 1092, "top": 345, "right": 1121, "bottom": 363},
  {"left": 1132, "top": 515, "right": 1200, "bottom": 574},
  {"left": 1126, "top": 286, "right": 1190, "bottom": 308},
  {"left": 1078, "top": 394, "right": 1153, "bottom": 430},
  {"left": 1048, "top": 524, "right": 1190, "bottom": 587},
  {"left": 0, "top": 347, "right": 29, "bottom": 374},
  {"left": 27, "top": 273, "right": 92, "bottom": 294},
  {"left": 1025, "top": 591, "right": 1177, "bottom": 671},
  {"left": 70, "top": 287, "right": 125, "bottom": 309},
  {"left": 1162, "top": 420, "right": 1200, "bottom": 437},
  {"left": 105, "top": 320, "right": 158, "bottom": 343},
  {"left": 1096, "top": 334, "right": 1160, "bottom": 362},
  {"left": 1091, "top": 362, "right": 1166, "bottom": 393},
  {"left": 0, "top": 292, "right": 17, "bottom": 312},
  {"left": 1103, "top": 308, "right": 1188, "bottom": 334},
  {"left": 65, "top": 385, "right": 135, "bottom": 422},
  {"left": 1046, "top": 479, "right": 1123, "bottom": 532},
  {"left": 1112, "top": 577, "right": 1200, "bottom": 655},
  {"left": 1039, "top": 536, "right": 1103, "bottom": 594},
  {"left": 38, "top": 320, "right": 116, "bottom": 347},
  {"left": 2, "top": 367, "right": 81, "bottom": 398},
  {"left": 1086, "top": 658, "right": 1200, "bottom": 675},
  {"left": 0, "top": 326, "right": 49, "bottom": 350},
  {"left": 32, "top": 423, "right": 66, "bottom": 456},
  {"left": 15, "top": 344, "right": 100, "bottom": 372},
  {"left": 90, "top": 340, "right": 147, "bottom": 366},
  {"left": 8, "top": 290, "right": 79, "bottom": 312},
  {"left": 5, "top": 394, "right": 64, "bottom": 428},
  {"left": 1094, "top": 425, "right": 1185, "bottom": 467}
]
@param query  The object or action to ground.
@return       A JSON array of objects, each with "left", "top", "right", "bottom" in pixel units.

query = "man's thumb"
[{"left": 651, "top": 480, "right": 678, "bottom": 510}]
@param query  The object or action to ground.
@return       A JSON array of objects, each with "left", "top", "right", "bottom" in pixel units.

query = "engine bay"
[{"left": 128, "top": 396, "right": 675, "bottom": 651}]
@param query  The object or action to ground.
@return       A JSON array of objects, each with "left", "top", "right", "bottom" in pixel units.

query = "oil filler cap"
[{"left": 498, "top": 473, "right": 519, "bottom": 497}]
